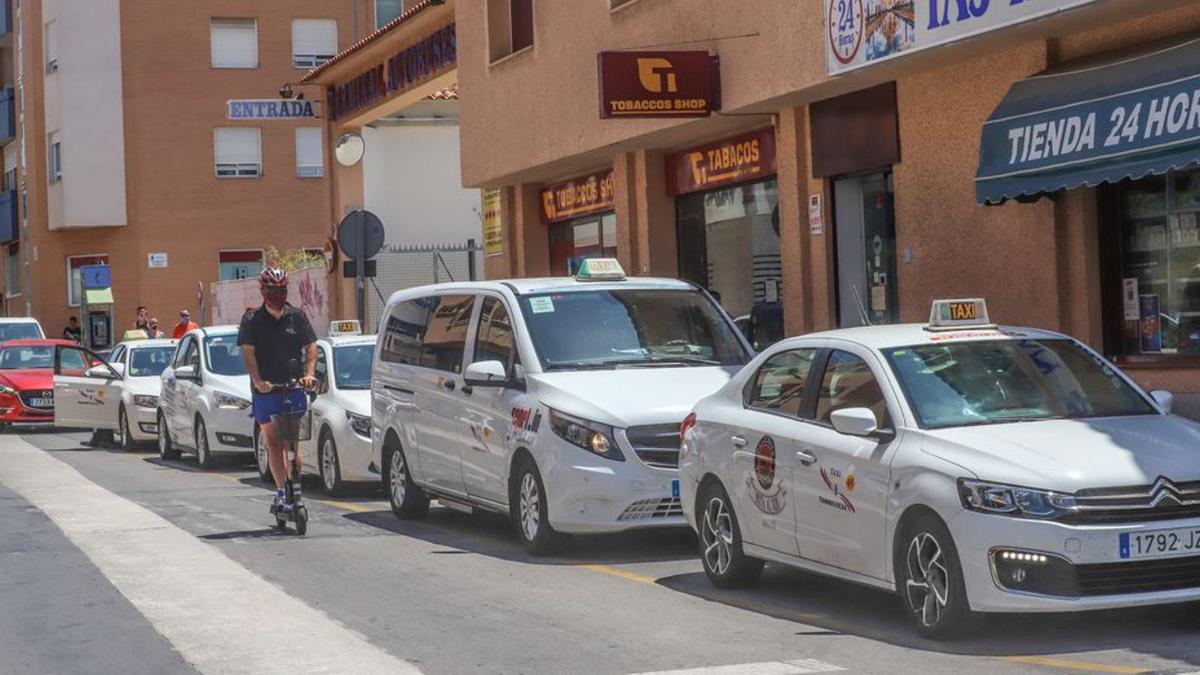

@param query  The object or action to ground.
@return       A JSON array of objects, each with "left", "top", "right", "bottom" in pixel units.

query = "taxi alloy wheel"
[
  {"left": 512, "top": 457, "right": 560, "bottom": 555},
  {"left": 320, "top": 432, "right": 343, "bottom": 496},
  {"left": 255, "top": 426, "right": 273, "bottom": 483},
  {"left": 196, "top": 418, "right": 216, "bottom": 469},
  {"left": 158, "top": 412, "right": 180, "bottom": 460},
  {"left": 697, "top": 481, "right": 762, "bottom": 588},
  {"left": 899, "top": 514, "right": 973, "bottom": 640},
  {"left": 386, "top": 445, "right": 429, "bottom": 519}
]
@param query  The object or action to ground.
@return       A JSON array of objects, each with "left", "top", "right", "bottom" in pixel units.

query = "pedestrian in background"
[
  {"left": 147, "top": 318, "right": 165, "bottom": 339},
  {"left": 62, "top": 316, "right": 82, "bottom": 343},
  {"left": 135, "top": 306, "right": 150, "bottom": 331},
  {"left": 172, "top": 309, "right": 198, "bottom": 338}
]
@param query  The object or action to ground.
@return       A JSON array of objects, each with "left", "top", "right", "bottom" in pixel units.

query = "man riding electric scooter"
[{"left": 238, "top": 267, "right": 318, "bottom": 525}]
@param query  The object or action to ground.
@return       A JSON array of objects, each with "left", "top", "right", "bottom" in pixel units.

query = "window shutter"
[
  {"left": 295, "top": 128, "right": 323, "bottom": 178},
  {"left": 214, "top": 128, "right": 261, "bottom": 177},
  {"left": 211, "top": 19, "right": 258, "bottom": 69},
  {"left": 292, "top": 19, "right": 337, "bottom": 68},
  {"left": 45, "top": 21, "right": 59, "bottom": 71}
]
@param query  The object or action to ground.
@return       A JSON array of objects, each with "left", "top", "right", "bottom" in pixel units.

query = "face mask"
[{"left": 262, "top": 286, "right": 287, "bottom": 311}]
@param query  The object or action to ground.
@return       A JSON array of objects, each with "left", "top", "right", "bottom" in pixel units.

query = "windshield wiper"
[{"left": 643, "top": 355, "right": 722, "bottom": 366}]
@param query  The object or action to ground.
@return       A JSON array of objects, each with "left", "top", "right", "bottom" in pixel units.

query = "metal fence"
[{"left": 365, "top": 240, "right": 482, "bottom": 329}]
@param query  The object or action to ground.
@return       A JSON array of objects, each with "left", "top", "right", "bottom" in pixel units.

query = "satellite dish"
[{"left": 335, "top": 133, "right": 366, "bottom": 167}]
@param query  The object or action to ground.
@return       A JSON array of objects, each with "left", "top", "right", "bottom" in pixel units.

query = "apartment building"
[{"left": 0, "top": 0, "right": 388, "bottom": 342}]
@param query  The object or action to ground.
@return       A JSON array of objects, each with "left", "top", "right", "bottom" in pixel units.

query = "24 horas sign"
[
  {"left": 825, "top": 0, "right": 1100, "bottom": 75},
  {"left": 598, "top": 51, "right": 720, "bottom": 119}
]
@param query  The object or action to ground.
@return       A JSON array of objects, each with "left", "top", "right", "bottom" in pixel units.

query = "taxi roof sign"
[
  {"left": 575, "top": 258, "right": 626, "bottom": 282},
  {"left": 329, "top": 319, "right": 362, "bottom": 336},
  {"left": 927, "top": 298, "right": 995, "bottom": 331}
]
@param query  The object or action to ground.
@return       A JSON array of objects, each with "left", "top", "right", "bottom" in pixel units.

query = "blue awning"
[{"left": 976, "top": 37, "right": 1200, "bottom": 205}]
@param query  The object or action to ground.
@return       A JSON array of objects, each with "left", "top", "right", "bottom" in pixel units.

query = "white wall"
[
  {"left": 44, "top": 0, "right": 127, "bottom": 229},
  {"left": 362, "top": 123, "right": 481, "bottom": 247}
]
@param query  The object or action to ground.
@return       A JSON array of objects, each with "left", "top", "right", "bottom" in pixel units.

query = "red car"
[{"left": 0, "top": 339, "right": 90, "bottom": 427}]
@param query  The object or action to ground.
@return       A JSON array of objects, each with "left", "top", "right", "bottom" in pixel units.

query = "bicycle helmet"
[{"left": 259, "top": 267, "right": 288, "bottom": 287}]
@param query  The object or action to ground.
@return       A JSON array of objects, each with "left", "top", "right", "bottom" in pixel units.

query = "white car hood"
[
  {"left": 126, "top": 376, "right": 164, "bottom": 397},
  {"left": 529, "top": 366, "right": 740, "bottom": 428},
  {"left": 334, "top": 388, "right": 370, "bottom": 416},
  {"left": 207, "top": 372, "right": 251, "bottom": 398},
  {"left": 922, "top": 415, "right": 1200, "bottom": 491}
]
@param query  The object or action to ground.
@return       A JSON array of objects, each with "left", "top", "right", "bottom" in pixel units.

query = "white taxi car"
[
  {"left": 157, "top": 326, "right": 254, "bottom": 468},
  {"left": 53, "top": 338, "right": 177, "bottom": 449},
  {"left": 254, "top": 325, "right": 376, "bottom": 495},
  {"left": 680, "top": 299, "right": 1199, "bottom": 638},
  {"left": 374, "top": 259, "right": 752, "bottom": 553}
]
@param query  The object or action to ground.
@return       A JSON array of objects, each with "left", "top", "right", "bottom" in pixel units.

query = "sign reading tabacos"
[
  {"left": 598, "top": 51, "right": 719, "bottom": 119},
  {"left": 666, "top": 129, "right": 777, "bottom": 195},
  {"left": 541, "top": 170, "right": 615, "bottom": 223}
]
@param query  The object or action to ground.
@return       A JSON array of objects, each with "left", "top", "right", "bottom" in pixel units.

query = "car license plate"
[
  {"left": 1119, "top": 526, "right": 1200, "bottom": 559},
  {"left": 671, "top": 479, "right": 680, "bottom": 498},
  {"left": 30, "top": 398, "right": 53, "bottom": 408}
]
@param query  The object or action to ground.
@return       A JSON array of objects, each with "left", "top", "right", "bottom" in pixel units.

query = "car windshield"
[
  {"left": 0, "top": 323, "right": 42, "bottom": 341},
  {"left": 204, "top": 335, "right": 246, "bottom": 376},
  {"left": 333, "top": 345, "right": 372, "bottom": 390},
  {"left": 0, "top": 345, "right": 53, "bottom": 369},
  {"left": 128, "top": 346, "right": 176, "bottom": 378},
  {"left": 884, "top": 339, "right": 1157, "bottom": 429},
  {"left": 518, "top": 288, "right": 749, "bottom": 370}
]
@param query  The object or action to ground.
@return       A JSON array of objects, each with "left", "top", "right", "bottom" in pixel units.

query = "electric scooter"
[{"left": 268, "top": 365, "right": 314, "bottom": 535}]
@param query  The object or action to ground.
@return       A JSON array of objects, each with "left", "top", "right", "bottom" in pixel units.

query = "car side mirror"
[
  {"left": 84, "top": 364, "right": 119, "bottom": 379},
  {"left": 464, "top": 360, "right": 507, "bottom": 387},
  {"left": 830, "top": 407, "right": 880, "bottom": 437},
  {"left": 107, "top": 362, "right": 125, "bottom": 379},
  {"left": 174, "top": 365, "right": 198, "bottom": 381},
  {"left": 1150, "top": 390, "right": 1174, "bottom": 414}
]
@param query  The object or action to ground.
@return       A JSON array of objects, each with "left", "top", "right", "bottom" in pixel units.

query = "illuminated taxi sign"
[
  {"left": 122, "top": 329, "right": 150, "bottom": 342},
  {"left": 927, "top": 298, "right": 995, "bottom": 331},
  {"left": 329, "top": 320, "right": 362, "bottom": 336},
  {"left": 575, "top": 258, "right": 626, "bottom": 282}
]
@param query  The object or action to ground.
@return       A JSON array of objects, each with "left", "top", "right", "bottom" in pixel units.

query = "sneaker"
[{"left": 270, "top": 495, "right": 293, "bottom": 514}]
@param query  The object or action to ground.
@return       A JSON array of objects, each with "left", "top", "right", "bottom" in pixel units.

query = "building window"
[
  {"left": 44, "top": 20, "right": 57, "bottom": 72},
  {"left": 1112, "top": 168, "right": 1200, "bottom": 357},
  {"left": 6, "top": 243, "right": 20, "bottom": 297},
  {"left": 218, "top": 249, "right": 264, "bottom": 281},
  {"left": 292, "top": 19, "right": 337, "bottom": 69},
  {"left": 213, "top": 127, "right": 261, "bottom": 178},
  {"left": 375, "top": 0, "right": 405, "bottom": 28},
  {"left": 549, "top": 213, "right": 616, "bottom": 276},
  {"left": 47, "top": 132, "right": 61, "bottom": 183},
  {"left": 210, "top": 18, "right": 258, "bottom": 69},
  {"left": 67, "top": 254, "right": 108, "bottom": 307},
  {"left": 294, "top": 127, "right": 323, "bottom": 178},
  {"left": 487, "top": 0, "right": 533, "bottom": 62}
]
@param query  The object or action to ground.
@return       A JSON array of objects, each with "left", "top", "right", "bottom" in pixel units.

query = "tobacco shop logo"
[
  {"left": 828, "top": 0, "right": 864, "bottom": 65},
  {"left": 637, "top": 58, "right": 678, "bottom": 93},
  {"left": 746, "top": 435, "right": 786, "bottom": 514}
]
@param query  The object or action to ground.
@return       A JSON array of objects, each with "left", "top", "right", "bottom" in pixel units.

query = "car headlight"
[
  {"left": 133, "top": 395, "right": 158, "bottom": 409},
  {"left": 214, "top": 392, "right": 251, "bottom": 410},
  {"left": 959, "top": 479, "right": 1077, "bottom": 519},
  {"left": 346, "top": 412, "right": 372, "bottom": 437},
  {"left": 0, "top": 385, "right": 15, "bottom": 396},
  {"left": 548, "top": 408, "right": 623, "bottom": 461}
]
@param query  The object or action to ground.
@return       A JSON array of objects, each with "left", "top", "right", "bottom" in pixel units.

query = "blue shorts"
[{"left": 251, "top": 389, "right": 308, "bottom": 425}]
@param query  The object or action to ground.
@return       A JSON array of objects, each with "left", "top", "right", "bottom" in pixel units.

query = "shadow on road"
[
  {"left": 658, "top": 566, "right": 1200, "bottom": 663},
  {"left": 199, "top": 527, "right": 293, "bottom": 541}
]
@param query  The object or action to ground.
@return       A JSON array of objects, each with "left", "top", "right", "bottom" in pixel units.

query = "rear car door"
[
  {"left": 53, "top": 345, "right": 122, "bottom": 430},
  {"left": 459, "top": 294, "right": 520, "bottom": 506},
  {"left": 375, "top": 298, "right": 431, "bottom": 482},
  {"left": 301, "top": 344, "right": 331, "bottom": 472},
  {"left": 411, "top": 294, "right": 475, "bottom": 497}
]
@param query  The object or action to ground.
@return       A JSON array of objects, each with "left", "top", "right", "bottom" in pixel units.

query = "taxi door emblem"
[
  {"left": 754, "top": 435, "right": 775, "bottom": 489},
  {"left": 746, "top": 435, "right": 786, "bottom": 515}
]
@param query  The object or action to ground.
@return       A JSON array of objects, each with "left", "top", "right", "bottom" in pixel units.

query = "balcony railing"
[
  {"left": 0, "top": 190, "right": 17, "bottom": 244},
  {"left": 0, "top": 87, "right": 14, "bottom": 145}
]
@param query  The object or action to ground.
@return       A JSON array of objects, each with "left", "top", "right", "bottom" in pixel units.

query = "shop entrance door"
[{"left": 834, "top": 172, "right": 898, "bottom": 327}]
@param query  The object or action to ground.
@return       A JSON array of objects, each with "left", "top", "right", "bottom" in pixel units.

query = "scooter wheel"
[{"left": 294, "top": 506, "right": 308, "bottom": 536}]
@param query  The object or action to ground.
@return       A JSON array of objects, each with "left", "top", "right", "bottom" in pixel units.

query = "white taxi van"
[
  {"left": 680, "top": 299, "right": 1199, "bottom": 638},
  {"left": 254, "top": 321, "right": 376, "bottom": 495},
  {"left": 157, "top": 326, "right": 254, "bottom": 467},
  {"left": 372, "top": 260, "right": 752, "bottom": 553}
]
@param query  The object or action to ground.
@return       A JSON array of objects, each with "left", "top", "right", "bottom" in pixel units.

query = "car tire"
[
  {"left": 157, "top": 411, "right": 180, "bottom": 460},
  {"left": 195, "top": 417, "right": 216, "bottom": 469},
  {"left": 117, "top": 405, "right": 134, "bottom": 451},
  {"left": 696, "top": 480, "right": 763, "bottom": 588},
  {"left": 255, "top": 425, "right": 273, "bottom": 484},
  {"left": 510, "top": 455, "right": 561, "bottom": 556},
  {"left": 896, "top": 513, "right": 975, "bottom": 640},
  {"left": 318, "top": 430, "right": 345, "bottom": 496},
  {"left": 384, "top": 443, "right": 428, "bottom": 519}
]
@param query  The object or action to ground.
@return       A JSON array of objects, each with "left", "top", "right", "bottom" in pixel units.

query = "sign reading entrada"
[
  {"left": 329, "top": 24, "right": 456, "bottom": 120},
  {"left": 227, "top": 99, "right": 317, "bottom": 120},
  {"left": 825, "top": 0, "right": 1100, "bottom": 75},
  {"left": 598, "top": 51, "right": 719, "bottom": 119}
]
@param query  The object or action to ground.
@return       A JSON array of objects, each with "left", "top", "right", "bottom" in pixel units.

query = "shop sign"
[
  {"left": 540, "top": 170, "right": 614, "bottom": 223},
  {"left": 597, "top": 51, "right": 719, "bottom": 119},
  {"left": 227, "top": 99, "right": 317, "bottom": 120},
  {"left": 147, "top": 252, "right": 168, "bottom": 268},
  {"left": 329, "top": 24, "right": 456, "bottom": 120},
  {"left": 482, "top": 188, "right": 504, "bottom": 257},
  {"left": 665, "top": 129, "right": 777, "bottom": 196},
  {"left": 809, "top": 194, "right": 824, "bottom": 235},
  {"left": 825, "top": 0, "right": 1099, "bottom": 76}
]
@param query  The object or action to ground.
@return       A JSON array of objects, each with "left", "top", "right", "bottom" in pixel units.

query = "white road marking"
[
  {"left": 0, "top": 436, "right": 421, "bottom": 675},
  {"left": 629, "top": 658, "right": 845, "bottom": 675}
]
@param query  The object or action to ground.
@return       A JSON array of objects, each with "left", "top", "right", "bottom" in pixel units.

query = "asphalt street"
[{"left": 2, "top": 429, "right": 1199, "bottom": 675}]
